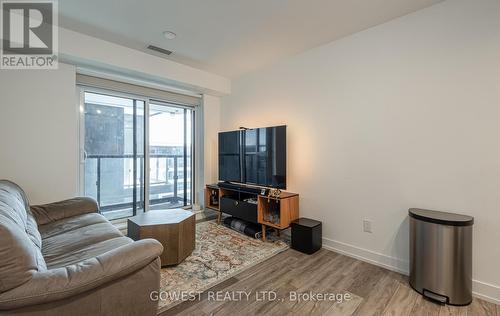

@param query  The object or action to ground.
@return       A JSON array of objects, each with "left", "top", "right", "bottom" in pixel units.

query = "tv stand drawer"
[{"left": 220, "top": 197, "right": 258, "bottom": 224}]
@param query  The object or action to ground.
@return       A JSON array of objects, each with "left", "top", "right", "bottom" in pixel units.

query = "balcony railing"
[{"left": 85, "top": 153, "right": 191, "bottom": 218}]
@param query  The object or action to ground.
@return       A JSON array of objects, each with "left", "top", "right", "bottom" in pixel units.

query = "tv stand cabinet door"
[{"left": 220, "top": 197, "right": 258, "bottom": 224}]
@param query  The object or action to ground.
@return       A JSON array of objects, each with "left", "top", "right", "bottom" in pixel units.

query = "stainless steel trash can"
[{"left": 409, "top": 208, "right": 473, "bottom": 306}]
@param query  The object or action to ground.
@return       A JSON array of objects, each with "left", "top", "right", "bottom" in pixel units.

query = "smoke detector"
[{"left": 163, "top": 31, "right": 177, "bottom": 40}]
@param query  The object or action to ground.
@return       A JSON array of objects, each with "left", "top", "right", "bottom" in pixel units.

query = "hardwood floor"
[{"left": 159, "top": 248, "right": 499, "bottom": 316}]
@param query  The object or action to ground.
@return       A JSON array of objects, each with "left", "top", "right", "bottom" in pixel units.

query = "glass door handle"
[{"left": 80, "top": 149, "right": 87, "bottom": 163}]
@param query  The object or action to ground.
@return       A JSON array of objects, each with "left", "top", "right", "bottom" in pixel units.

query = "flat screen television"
[{"left": 218, "top": 125, "right": 286, "bottom": 189}]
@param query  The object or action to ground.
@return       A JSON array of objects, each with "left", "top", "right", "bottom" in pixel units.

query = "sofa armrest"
[
  {"left": 0, "top": 239, "right": 163, "bottom": 310},
  {"left": 30, "top": 197, "right": 99, "bottom": 225}
]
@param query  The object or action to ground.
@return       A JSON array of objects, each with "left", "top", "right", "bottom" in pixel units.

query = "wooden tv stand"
[{"left": 204, "top": 183, "right": 299, "bottom": 241}]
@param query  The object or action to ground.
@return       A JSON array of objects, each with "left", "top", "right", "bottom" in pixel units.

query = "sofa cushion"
[
  {"left": 41, "top": 213, "right": 128, "bottom": 269},
  {"left": 45, "top": 236, "right": 133, "bottom": 269},
  {"left": 0, "top": 180, "right": 46, "bottom": 293},
  {"left": 38, "top": 212, "right": 108, "bottom": 239}
]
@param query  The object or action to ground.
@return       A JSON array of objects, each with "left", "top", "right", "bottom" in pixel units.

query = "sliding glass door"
[
  {"left": 148, "top": 102, "right": 193, "bottom": 210},
  {"left": 81, "top": 90, "right": 194, "bottom": 220}
]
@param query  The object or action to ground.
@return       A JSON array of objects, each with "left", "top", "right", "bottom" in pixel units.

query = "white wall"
[
  {"left": 220, "top": 0, "right": 500, "bottom": 302},
  {"left": 0, "top": 63, "right": 78, "bottom": 204},
  {"left": 203, "top": 95, "right": 221, "bottom": 186}
]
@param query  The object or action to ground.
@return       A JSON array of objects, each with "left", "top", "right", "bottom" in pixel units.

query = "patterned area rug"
[{"left": 157, "top": 221, "right": 289, "bottom": 313}]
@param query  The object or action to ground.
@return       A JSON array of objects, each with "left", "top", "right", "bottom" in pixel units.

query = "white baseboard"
[
  {"left": 322, "top": 237, "right": 410, "bottom": 275},
  {"left": 472, "top": 280, "right": 500, "bottom": 305},
  {"left": 322, "top": 237, "right": 500, "bottom": 305}
]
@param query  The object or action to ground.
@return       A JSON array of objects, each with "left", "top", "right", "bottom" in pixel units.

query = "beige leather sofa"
[{"left": 0, "top": 180, "right": 163, "bottom": 316}]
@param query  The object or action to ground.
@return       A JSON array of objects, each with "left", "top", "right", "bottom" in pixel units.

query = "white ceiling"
[{"left": 59, "top": 0, "right": 442, "bottom": 79}]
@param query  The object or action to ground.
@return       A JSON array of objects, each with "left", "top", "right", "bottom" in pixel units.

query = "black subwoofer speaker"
[{"left": 291, "top": 218, "right": 322, "bottom": 254}]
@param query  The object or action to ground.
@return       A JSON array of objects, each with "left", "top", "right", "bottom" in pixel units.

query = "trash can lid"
[{"left": 409, "top": 208, "right": 474, "bottom": 226}]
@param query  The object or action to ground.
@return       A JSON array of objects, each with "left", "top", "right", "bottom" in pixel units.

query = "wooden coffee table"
[{"left": 127, "top": 209, "right": 195, "bottom": 266}]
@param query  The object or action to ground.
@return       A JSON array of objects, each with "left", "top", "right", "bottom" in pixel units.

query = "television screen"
[
  {"left": 218, "top": 131, "right": 242, "bottom": 183},
  {"left": 244, "top": 126, "right": 286, "bottom": 189},
  {"left": 219, "top": 125, "right": 286, "bottom": 189}
]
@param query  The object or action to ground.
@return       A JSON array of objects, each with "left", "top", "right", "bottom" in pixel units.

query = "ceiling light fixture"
[{"left": 163, "top": 31, "right": 176, "bottom": 40}]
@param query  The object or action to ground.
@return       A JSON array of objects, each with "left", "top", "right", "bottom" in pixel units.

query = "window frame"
[{"left": 77, "top": 85, "right": 199, "bottom": 216}]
